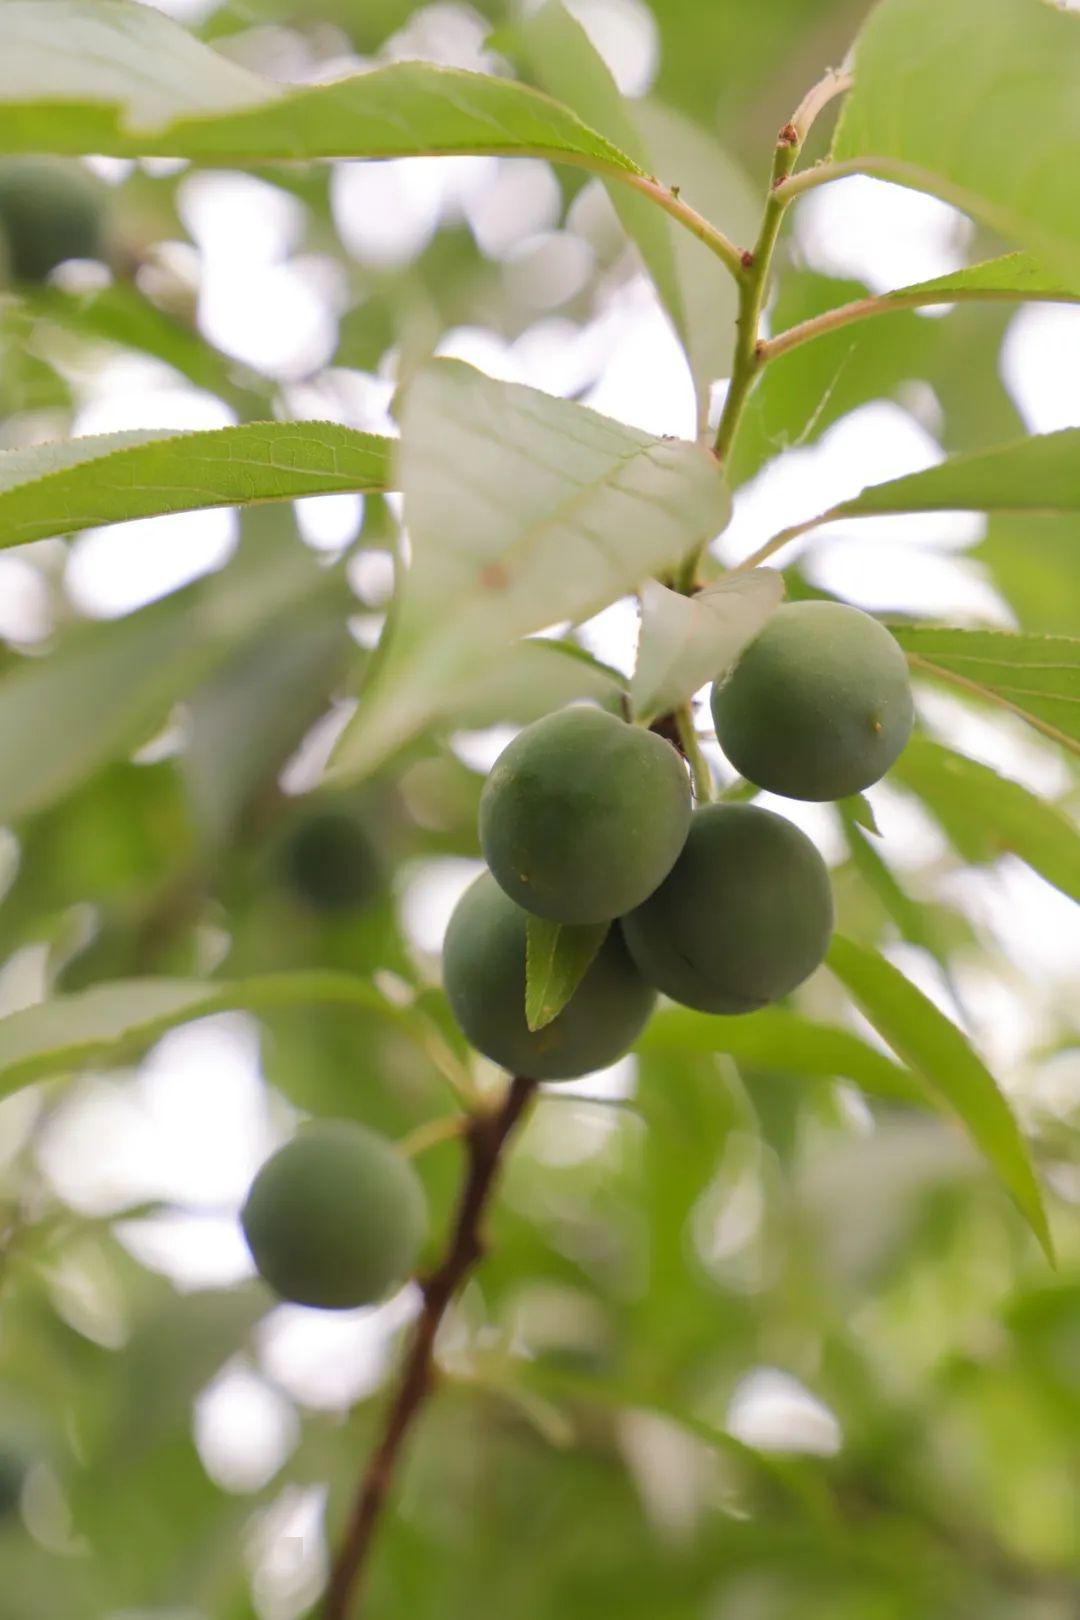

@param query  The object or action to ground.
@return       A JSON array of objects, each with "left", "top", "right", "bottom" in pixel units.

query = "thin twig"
[
  {"left": 323, "top": 1075, "right": 537, "bottom": 1619},
  {"left": 789, "top": 64, "right": 853, "bottom": 145},
  {"left": 624, "top": 173, "right": 748, "bottom": 282},
  {"left": 763, "top": 283, "right": 1080, "bottom": 364}
]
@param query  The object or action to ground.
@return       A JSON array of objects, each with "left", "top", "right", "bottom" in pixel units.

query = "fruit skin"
[
  {"left": 443, "top": 872, "right": 655, "bottom": 1080},
  {"left": 479, "top": 707, "right": 691, "bottom": 925},
  {"left": 0, "top": 160, "right": 105, "bottom": 283},
  {"left": 710, "top": 601, "right": 914, "bottom": 801},
  {"left": 622, "top": 803, "right": 834, "bottom": 1014},
  {"left": 241, "top": 1121, "right": 426, "bottom": 1310},
  {"left": 280, "top": 809, "right": 382, "bottom": 912}
]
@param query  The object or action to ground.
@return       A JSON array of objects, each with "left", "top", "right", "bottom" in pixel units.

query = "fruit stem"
[
  {"left": 323, "top": 1075, "right": 537, "bottom": 1619},
  {"left": 674, "top": 704, "right": 714, "bottom": 802},
  {"left": 395, "top": 1114, "right": 468, "bottom": 1160}
]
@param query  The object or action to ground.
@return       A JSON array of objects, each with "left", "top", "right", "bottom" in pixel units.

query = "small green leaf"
[
  {"left": 0, "top": 422, "right": 392, "bottom": 551},
  {"left": 827, "top": 935, "right": 1053, "bottom": 1260},
  {"left": 841, "top": 795, "right": 882, "bottom": 837},
  {"left": 833, "top": 0, "right": 1080, "bottom": 280},
  {"left": 893, "top": 735, "right": 1080, "bottom": 903},
  {"left": 631, "top": 570, "right": 783, "bottom": 723},
  {"left": 331, "top": 361, "right": 728, "bottom": 780},
  {"left": 525, "top": 915, "right": 609, "bottom": 1032},
  {"left": 0, "top": 1, "right": 643, "bottom": 180},
  {"left": 891, "top": 625, "right": 1080, "bottom": 758}
]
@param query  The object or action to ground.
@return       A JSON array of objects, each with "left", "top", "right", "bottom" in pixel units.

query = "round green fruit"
[
  {"left": 710, "top": 601, "right": 914, "bottom": 801},
  {"left": 479, "top": 707, "right": 691, "bottom": 925},
  {"left": 0, "top": 160, "right": 105, "bottom": 284},
  {"left": 280, "top": 809, "right": 382, "bottom": 912},
  {"left": 241, "top": 1121, "right": 426, "bottom": 1310},
  {"left": 443, "top": 872, "right": 655, "bottom": 1079},
  {"left": 621, "top": 803, "right": 834, "bottom": 1014}
]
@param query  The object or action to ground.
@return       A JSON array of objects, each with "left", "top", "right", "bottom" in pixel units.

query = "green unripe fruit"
[
  {"left": 241, "top": 1122, "right": 426, "bottom": 1310},
  {"left": 622, "top": 803, "right": 834, "bottom": 1014},
  {"left": 443, "top": 872, "right": 655, "bottom": 1079},
  {"left": 0, "top": 160, "right": 105, "bottom": 284},
  {"left": 479, "top": 707, "right": 691, "bottom": 925},
  {"left": 280, "top": 809, "right": 382, "bottom": 912},
  {"left": 710, "top": 601, "right": 914, "bottom": 801}
]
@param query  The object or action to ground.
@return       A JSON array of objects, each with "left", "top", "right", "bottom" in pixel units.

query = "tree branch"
[
  {"left": 322, "top": 1075, "right": 538, "bottom": 1620},
  {"left": 624, "top": 172, "right": 748, "bottom": 282}
]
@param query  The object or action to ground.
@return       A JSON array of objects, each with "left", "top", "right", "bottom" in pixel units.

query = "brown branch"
[{"left": 322, "top": 1074, "right": 538, "bottom": 1619}]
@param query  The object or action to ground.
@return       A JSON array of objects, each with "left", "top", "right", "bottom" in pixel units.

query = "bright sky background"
[{"left": 2, "top": 5, "right": 1078, "bottom": 1607}]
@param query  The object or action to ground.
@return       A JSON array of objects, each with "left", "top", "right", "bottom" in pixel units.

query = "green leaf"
[
  {"left": 835, "top": 430, "right": 1080, "bottom": 523},
  {"left": 832, "top": 0, "right": 1080, "bottom": 280},
  {"left": 841, "top": 795, "right": 882, "bottom": 837},
  {"left": 0, "top": 971, "right": 444, "bottom": 1099},
  {"left": 639, "top": 1006, "right": 925, "bottom": 1106},
  {"left": 893, "top": 735, "right": 1080, "bottom": 903},
  {"left": 0, "top": 423, "right": 392, "bottom": 551},
  {"left": 890, "top": 625, "right": 1080, "bottom": 757},
  {"left": 838, "top": 800, "right": 952, "bottom": 968},
  {"left": 827, "top": 935, "right": 1053, "bottom": 1260},
  {"left": 630, "top": 570, "right": 783, "bottom": 723},
  {"left": 525, "top": 915, "right": 610, "bottom": 1032},
  {"left": 0, "top": 0, "right": 642, "bottom": 180},
  {"left": 331, "top": 360, "right": 729, "bottom": 780},
  {"left": 447, "top": 638, "right": 627, "bottom": 730},
  {"left": 883, "top": 252, "right": 1080, "bottom": 307}
]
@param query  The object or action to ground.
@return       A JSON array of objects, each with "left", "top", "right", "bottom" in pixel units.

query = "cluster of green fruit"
[
  {"left": 239, "top": 602, "right": 912, "bottom": 1312},
  {"left": 444, "top": 600, "right": 914, "bottom": 1079}
]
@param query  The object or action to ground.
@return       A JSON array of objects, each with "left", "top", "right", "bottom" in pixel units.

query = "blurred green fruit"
[
  {"left": 241, "top": 1121, "right": 426, "bottom": 1310},
  {"left": 279, "top": 808, "right": 383, "bottom": 912},
  {"left": 443, "top": 871, "right": 655, "bottom": 1079},
  {"left": 710, "top": 601, "right": 914, "bottom": 801},
  {"left": 622, "top": 803, "right": 834, "bottom": 1013},
  {"left": 479, "top": 707, "right": 691, "bottom": 924},
  {"left": 0, "top": 159, "right": 105, "bottom": 283}
]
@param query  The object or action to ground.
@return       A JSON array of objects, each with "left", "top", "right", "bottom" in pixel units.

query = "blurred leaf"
[
  {"left": 635, "top": 100, "right": 759, "bottom": 423},
  {"left": 0, "top": 537, "right": 333, "bottom": 823},
  {"left": 521, "top": 5, "right": 757, "bottom": 425},
  {"left": 27, "top": 281, "right": 264, "bottom": 406},
  {"left": 0, "top": 423, "right": 392, "bottom": 550},
  {"left": 639, "top": 1005, "right": 926, "bottom": 1105},
  {"left": 184, "top": 578, "right": 352, "bottom": 842},
  {"left": 827, "top": 935, "right": 1053, "bottom": 1260},
  {"left": 631, "top": 570, "right": 783, "bottom": 722},
  {"left": 893, "top": 735, "right": 1080, "bottom": 903},
  {"left": 0, "top": 970, "right": 450, "bottom": 1098},
  {"left": 974, "top": 514, "right": 1080, "bottom": 635},
  {"left": 448, "top": 638, "right": 627, "bottom": 729},
  {"left": 891, "top": 624, "right": 1080, "bottom": 756},
  {"left": 0, "top": 1, "right": 643, "bottom": 180},
  {"left": 331, "top": 361, "right": 728, "bottom": 779},
  {"left": 839, "top": 800, "right": 949, "bottom": 966},
  {"left": 525, "top": 915, "right": 608, "bottom": 1031},
  {"left": 833, "top": 0, "right": 1080, "bottom": 278},
  {"left": 520, "top": 3, "right": 685, "bottom": 353}
]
